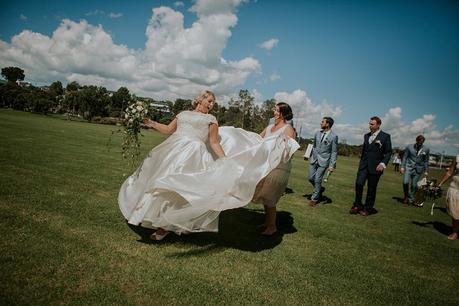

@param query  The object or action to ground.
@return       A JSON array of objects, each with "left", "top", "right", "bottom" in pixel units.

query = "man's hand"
[
  {"left": 376, "top": 164, "right": 385, "bottom": 172},
  {"left": 400, "top": 168, "right": 405, "bottom": 174},
  {"left": 424, "top": 172, "right": 428, "bottom": 177},
  {"left": 328, "top": 167, "right": 334, "bottom": 172}
]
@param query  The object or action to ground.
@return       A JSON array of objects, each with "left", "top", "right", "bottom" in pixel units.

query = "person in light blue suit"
[
  {"left": 400, "top": 135, "right": 430, "bottom": 205},
  {"left": 307, "top": 117, "right": 338, "bottom": 206}
]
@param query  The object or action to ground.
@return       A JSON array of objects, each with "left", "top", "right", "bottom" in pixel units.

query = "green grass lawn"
[{"left": 0, "top": 109, "right": 458, "bottom": 305}]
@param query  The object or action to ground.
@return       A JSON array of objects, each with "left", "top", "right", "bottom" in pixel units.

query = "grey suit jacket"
[
  {"left": 310, "top": 130, "right": 338, "bottom": 168},
  {"left": 401, "top": 144, "right": 430, "bottom": 174}
]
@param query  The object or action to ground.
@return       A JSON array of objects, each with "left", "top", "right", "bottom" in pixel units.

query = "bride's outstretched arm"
[
  {"left": 144, "top": 118, "right": 177, "bottom": 135},
  {"left": 208, "top": 123, "right": 226, "bottom": 159}
]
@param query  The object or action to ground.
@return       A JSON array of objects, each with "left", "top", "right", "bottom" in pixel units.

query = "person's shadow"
[
  {"left": 302, "top": 193, "right": 333, "bottom": 204},
  {"left": 126, "top": 208, "right": 297, "bottom": 254},
  {"left": 392, "top": 196, "right": 405, "bottom": 204},
  {"left": 412, "top": 221, "right": 451, "bottom": 235}
]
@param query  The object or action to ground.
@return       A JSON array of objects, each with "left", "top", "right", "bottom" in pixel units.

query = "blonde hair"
[{"left": 192, "top": 90, "right": 216, "bottom": 108}]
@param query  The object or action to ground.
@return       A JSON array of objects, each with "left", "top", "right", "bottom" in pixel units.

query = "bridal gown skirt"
[{"left": 119, "top": 126, "right": 299, "bottom": 234}]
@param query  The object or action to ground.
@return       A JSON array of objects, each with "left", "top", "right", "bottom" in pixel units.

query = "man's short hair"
[
  {"left": 323, "top": 117, "right": 334, "bottom": 128},
  {"left": 370, "top": 116, "right": 382, "bottom": 125},
  {"left": 416, "top": 135, "right": 425, "bottom": 143}
]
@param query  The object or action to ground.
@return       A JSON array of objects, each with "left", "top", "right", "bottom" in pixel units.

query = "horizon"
[{"left": 1, "top": 0, "right": 458, "bottom": 154}]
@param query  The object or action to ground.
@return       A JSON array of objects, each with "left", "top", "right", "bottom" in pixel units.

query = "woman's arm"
[
  {"left": 259, "top": 127, "right": 267, "bottom": 138},
  {"left": 284, "top": 125, "right": 296, "bottom": 139},
  {"left": 208, "top": 123, "right": 226, "bottom": 159},
  {"left": 144, "top": 118, "right": 177, "bottom": 135},
  {"left": 438, "top": 159, "right": 457, "bottom": 187}
]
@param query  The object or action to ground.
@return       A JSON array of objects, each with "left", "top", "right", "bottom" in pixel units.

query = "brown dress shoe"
[
  {"left": 359, "top": 210, "right": 369, "bottom": 217},
  {"left": 308, "top": 200, "right": 317, "bottom": 207},
  {"left": 349, "top": 206, "right": 361, "bottom": 214}
]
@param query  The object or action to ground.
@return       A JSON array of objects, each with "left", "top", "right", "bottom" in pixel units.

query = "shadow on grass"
[
  {"left": 301, "top": 193, "right": 333, "bottom": 204},
  {"left": 126, "top": 208, "right": 297, "bottom": 254},
  {"left": 412, "top": 221, "right": 451, "bottom": 235},
  {"left": 392, "top": 196, "right": 405, "bottom": 204}
]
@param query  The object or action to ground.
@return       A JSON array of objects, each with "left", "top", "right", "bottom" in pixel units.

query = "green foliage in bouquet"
[
  {"left": 420, "top": 178, "right": 443, "bottom": 200},
  {"left": 121, "top": 96, "right": 149, "bottom": 166}
]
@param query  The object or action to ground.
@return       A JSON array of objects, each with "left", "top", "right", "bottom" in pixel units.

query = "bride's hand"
[{"left": 143, "top": 119, "right": 155, "bottom": 128}]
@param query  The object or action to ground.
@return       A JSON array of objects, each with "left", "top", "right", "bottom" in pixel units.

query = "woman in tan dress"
[
  {"left": 438, "top": 155, "right": 459, "bottom": 240},
  {"left": 252, "top": 102, "right": 296, "bottom": 236}
]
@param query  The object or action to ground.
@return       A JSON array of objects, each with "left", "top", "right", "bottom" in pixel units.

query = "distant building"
[{"left": 16, "top": 80, "right": 32, "bottom": 88}]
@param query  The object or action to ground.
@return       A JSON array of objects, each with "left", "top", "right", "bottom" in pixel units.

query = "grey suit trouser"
[
  {"left": 309, "top": 162, "right": 327, "bottom": 201},
  {"left": 403, "top": 168, "right": 421, "bottom": 201}
]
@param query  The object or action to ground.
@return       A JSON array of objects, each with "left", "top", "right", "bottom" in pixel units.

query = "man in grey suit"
[
  {"left": 400, "top": 135, "right": 429, "bottom": 205},
  {"left": 308, "top": 117, "right": 338, "bottom": 207}
]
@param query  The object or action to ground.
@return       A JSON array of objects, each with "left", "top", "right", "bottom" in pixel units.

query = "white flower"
[
  {"left": 136, "top": 106, "right": 143, "bottom": 112},
  {"left": 131, "top": 109, "right": 136, "bottom": 114},
  {"left": 129, "top": 118, "right": 133, "bottom": 123},
  {"left": 125, "top": 114, "right": 128, "bottom": 119}
]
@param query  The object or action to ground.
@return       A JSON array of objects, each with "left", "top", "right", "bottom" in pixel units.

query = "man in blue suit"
[
  {"left": 400, "top": 135, "right": 429, "bottom": 205},
  {"left": 308, "top": 117, "right": 338, "bottom": 207},
  {"left": 350, "top": 116, "right": 392, "bottom": 216}
]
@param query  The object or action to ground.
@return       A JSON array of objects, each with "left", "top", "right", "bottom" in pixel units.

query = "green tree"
[
  {"left": 172, "top": 98, "right": 192, "bottom": 114},
  {"left": 111, "top": 86, "right": 130, "bottom": 112},
  {"left": 66, "top": 81, "right": 80, "bottom": 92},
  {"left": 1, "top": 67, "right": 25, "bottom": 83},
  {"left": 79, "top": 86, "right": 110, "bottom": 120},
  {"left": 237, "top": 89, "right": 254, "bottom": 130},
  {"left": 49, "top": 81, "right": 64, "bottom": 96}
]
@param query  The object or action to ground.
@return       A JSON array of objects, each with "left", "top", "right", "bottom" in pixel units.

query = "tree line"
[{"left": 1, "top": 66, "right": 366, "bottom": 156}]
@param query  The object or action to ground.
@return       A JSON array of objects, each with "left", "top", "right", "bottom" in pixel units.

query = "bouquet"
[
  {"left": 121, "top": 99, "right": 149, "bottom": 165},
  {"left": 419, "top": 179, "right": 442, "bottom": 200}
]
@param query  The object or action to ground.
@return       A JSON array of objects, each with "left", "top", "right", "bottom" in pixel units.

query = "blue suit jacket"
[
  {"left": 310, "top": 130, "right": 338, "bottom": 168},
  {"left": 358, "top": 131, "right": 392, "bottom": 175},
  {"left": 401, "top": 144, "right": 429, "bottom": 174}
]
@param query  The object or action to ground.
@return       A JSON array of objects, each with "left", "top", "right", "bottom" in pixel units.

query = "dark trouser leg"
[
  {"left": 354, "top": 170, "right": 367, "bottom": 208},
  {"left": 403, "top": 183, "right": 409, "bottom": 198},
  {"left": 364, "top": 174, "right": 381, "bottom": 212}
]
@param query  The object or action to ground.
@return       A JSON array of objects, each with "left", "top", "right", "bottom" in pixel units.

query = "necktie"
[
  {"left": 369, "top": 133, "right": 376, "bottom": 144},
  {"left": 320, "top": 132, "right": 326, "bottom": 143}
]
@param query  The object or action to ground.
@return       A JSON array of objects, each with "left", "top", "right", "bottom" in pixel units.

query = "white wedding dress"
[{"left": 119, "top": 111, "right": 299, "bottom": 234}]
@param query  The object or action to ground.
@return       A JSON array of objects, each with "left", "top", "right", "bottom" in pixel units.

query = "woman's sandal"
[
  {"left": 447, "top": 232, "right": 457, "bottom": 240},
  {"left": 150, "top": 230, "right": 169, "bottom": 241}
]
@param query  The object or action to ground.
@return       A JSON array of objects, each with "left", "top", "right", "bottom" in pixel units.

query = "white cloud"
[
  {"left": 251, "top": 88, "right": 264, "bottom": 104},
  {"left": 0, "top": 0, "right": 260, "bottom": 102},
  {"left": 269, "top": 72, "right": 280, "bottom": 81},
  {"left": 174, "top": 1, "right": 185, "bottom": 7},
  {"left": 20, "top": 14, "right": 27, "bottom": 21},
  {"left": 258, "top": 38, "right": 279, "bottom": 50},
  {"left": 85, "top": 9, "right": 105, "bottom": 16},
  {"left": 274, "top": 89, "right": 342, "bottom": 134},
  {"left": 108, "top": 12, "right": 123, "bottom": 19}
]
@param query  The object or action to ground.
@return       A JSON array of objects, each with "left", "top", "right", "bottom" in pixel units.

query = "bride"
[{"left": 119, "top": 90, "right": 299, "bottom": 240}]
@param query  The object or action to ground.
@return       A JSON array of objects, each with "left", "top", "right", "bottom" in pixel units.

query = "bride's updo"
[
  {"left": 192, "top": 90, "right": 216, "bottom": 108},
  {"left": 276, "top": 102, "right": 293, "bottom": 121}
]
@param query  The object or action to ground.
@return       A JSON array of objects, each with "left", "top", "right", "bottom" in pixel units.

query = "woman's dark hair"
[{"left": 276, "top": 102, "right": 293, "bottom": 121}]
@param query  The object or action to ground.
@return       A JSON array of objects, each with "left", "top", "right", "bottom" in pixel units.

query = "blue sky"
[{"left": 1, "top": 0, "right": 458, "bottom": 153}]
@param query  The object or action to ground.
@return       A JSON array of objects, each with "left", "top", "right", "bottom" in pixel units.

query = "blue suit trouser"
[
  {"left": 403, "top": 170, "right": 421, "bottom": 201},
  {"left": 309, "top": 162, "right": 327, "bottom": 201}
]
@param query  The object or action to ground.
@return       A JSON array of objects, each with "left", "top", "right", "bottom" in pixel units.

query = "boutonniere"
[
  {"left": 421, "top": 152, "right": 426, "bottom": 155},
  {"left": 375, "top": 140, "right": 382, "bottom": 148},
  {"left": 324, "top": 140, "right": 330, "bottom": 145}
]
